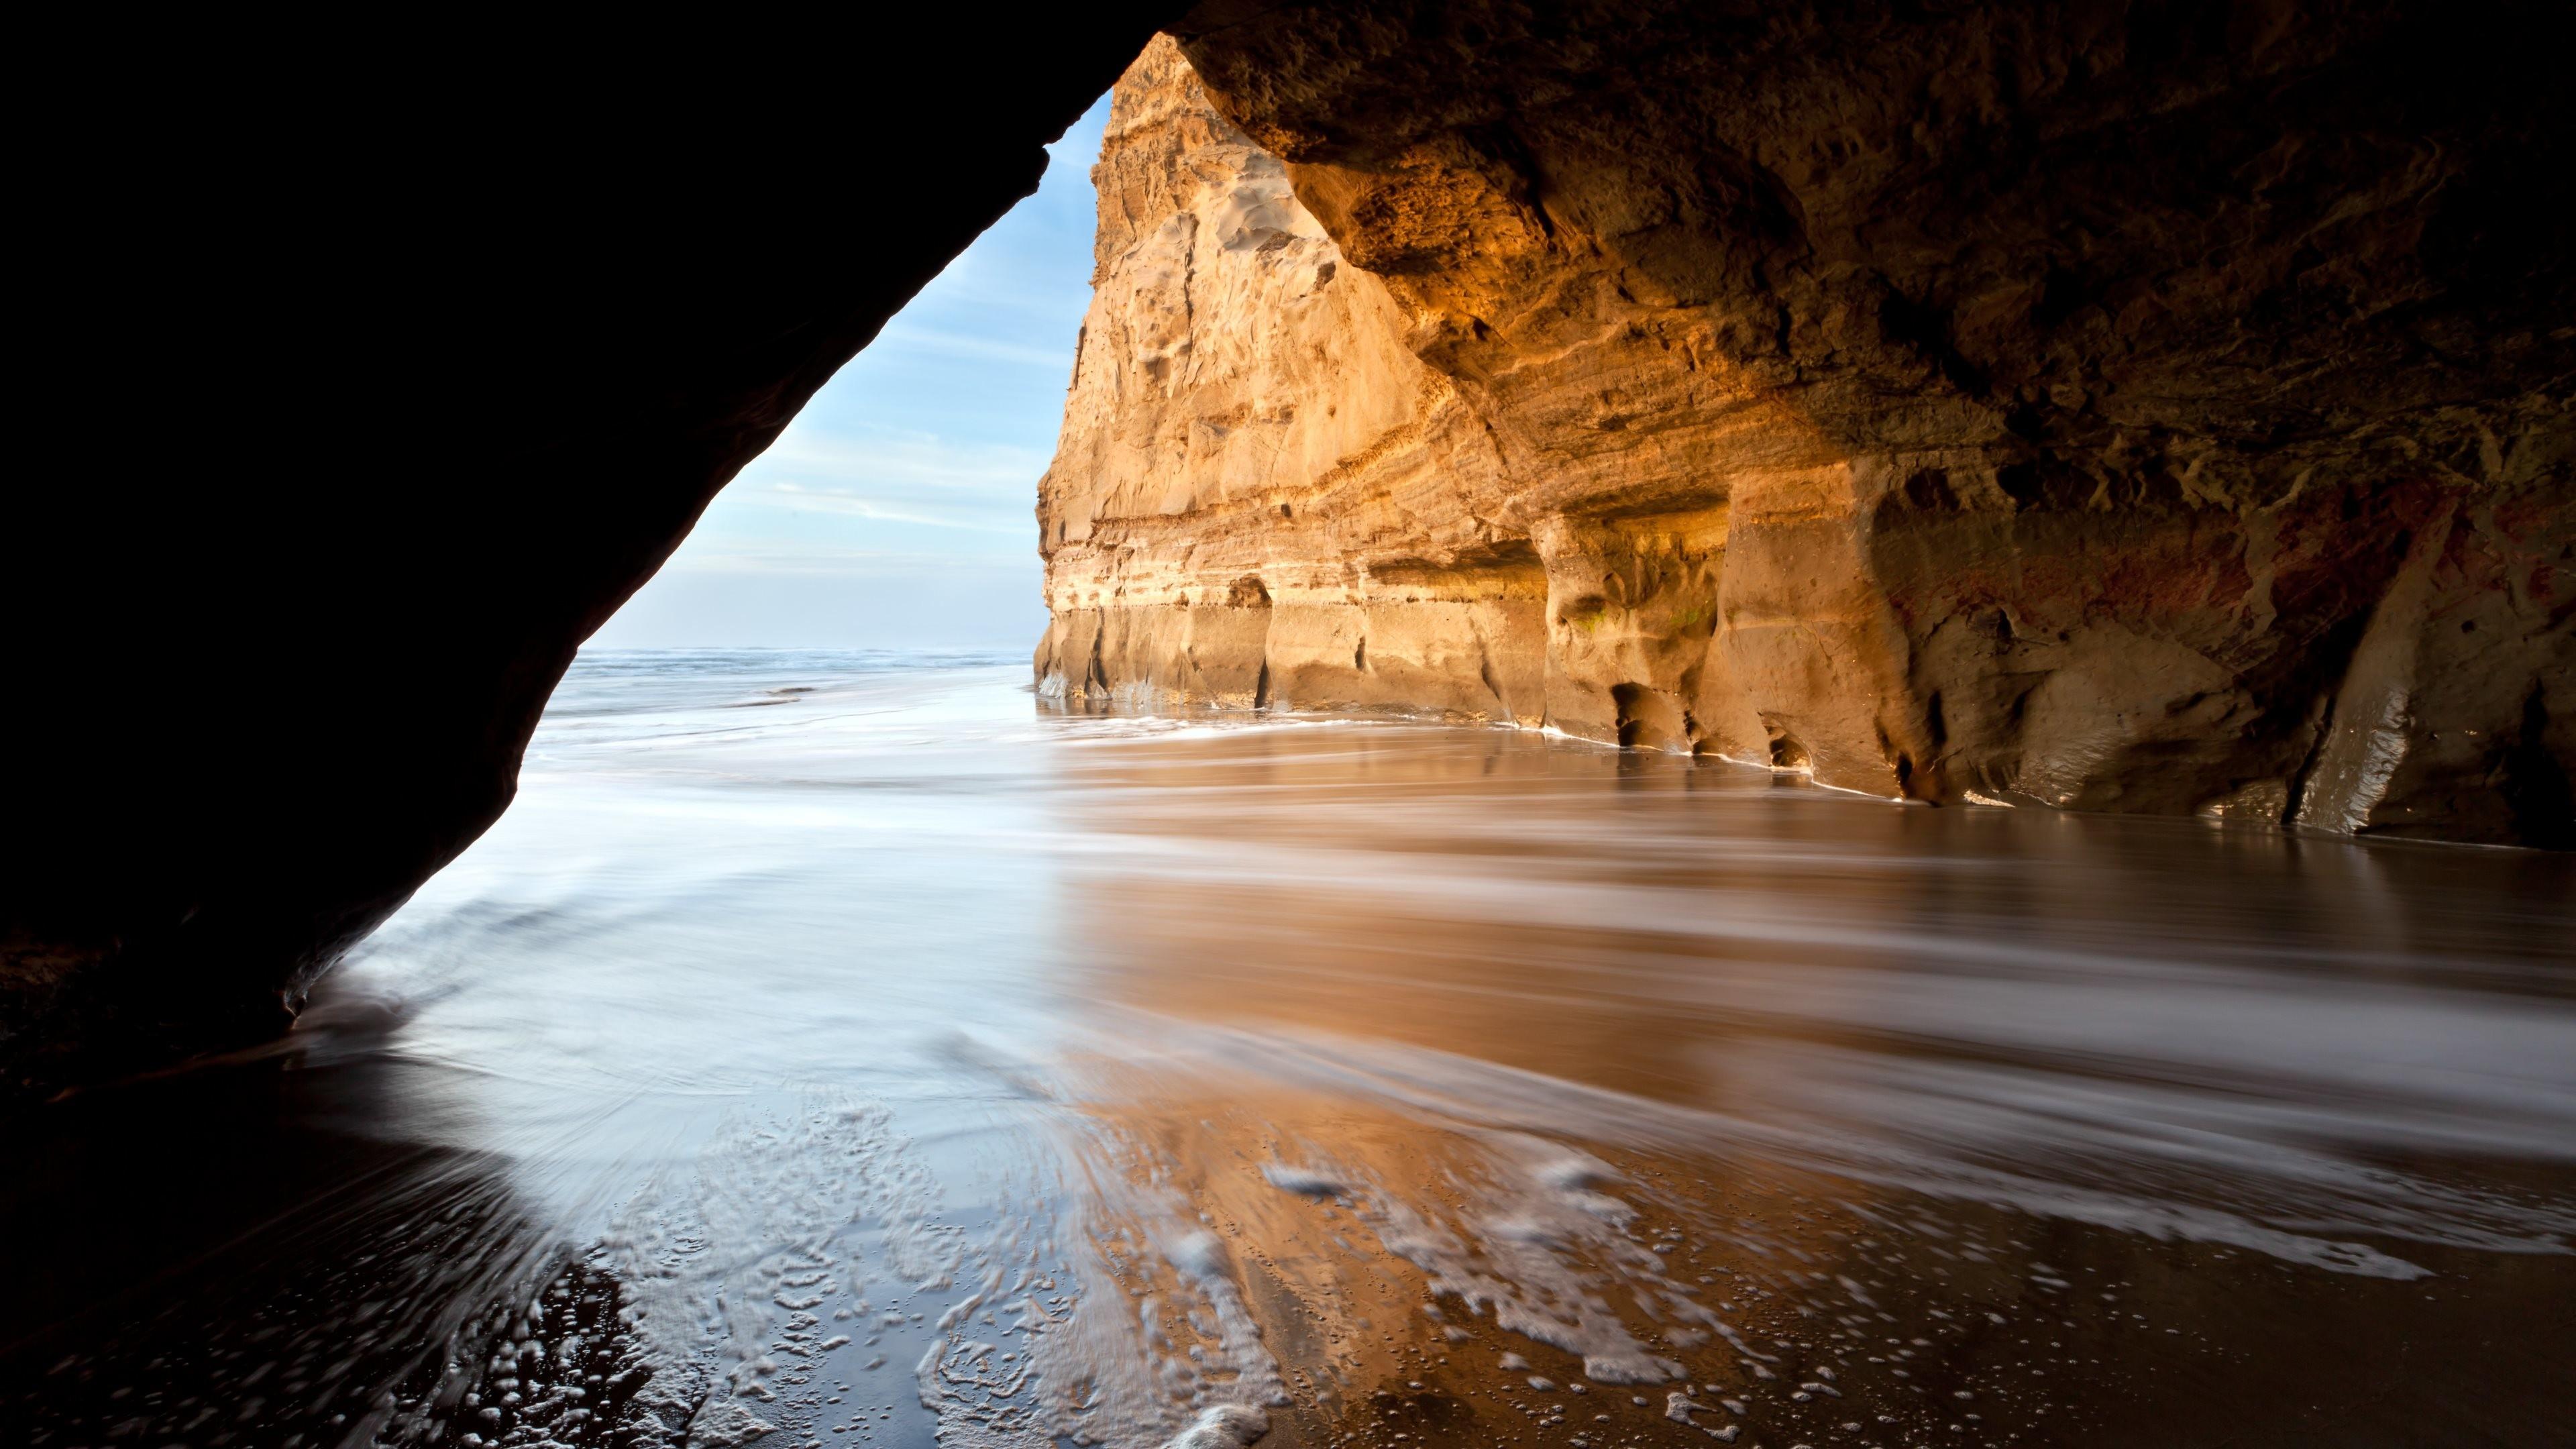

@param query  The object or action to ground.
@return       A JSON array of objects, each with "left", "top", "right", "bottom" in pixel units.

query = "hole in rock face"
[
  {"left": 1611, "top": 683, "right": 1686, "bottom": 751},
  {"left": 1228, "top": 575, "right": 1273, "bottom": 608},
  {"left": 2032, "top": 264, "right": 2090, "bottom": 329},
  {"left": 1996, "top": 462, "right": 2044, "bottom": 508},
  {"left": 1902, "top": 468, "right": 1958, "bottom": 511},
  {"left": 2508, "top": 684, "right": 2575, "bottom": 850},
  {"left": 1994, "top": 457, "right": 2098, "bottom": 511},
  {"left": 1767, "top": 727, "right": 1812, "bottom": 771}
]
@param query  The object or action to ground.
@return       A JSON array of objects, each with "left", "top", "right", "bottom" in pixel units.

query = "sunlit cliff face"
[{"left": 1040, "top": 9, "right": 2574, "bottom": 847}]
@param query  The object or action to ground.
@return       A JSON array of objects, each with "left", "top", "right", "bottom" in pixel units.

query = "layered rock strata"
[
  {"left": 1037, "top": 37, "right": 1549, "bottom": 724},
  {"left": 1042, "top": 7, "right": 2575, "bottom": 846}
]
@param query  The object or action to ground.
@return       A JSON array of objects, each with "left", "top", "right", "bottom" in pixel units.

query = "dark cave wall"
[
  {"left": 3, "top": 13, "right": 1177, "bottom": 1095},
  {"left": 7, "top": 1, "right": 2571, "bottom": 1095}
]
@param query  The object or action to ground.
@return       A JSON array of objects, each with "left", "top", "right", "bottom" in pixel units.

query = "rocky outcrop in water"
[{"left": 1044, "top": 5, "right": 2575, "bottom": 846}]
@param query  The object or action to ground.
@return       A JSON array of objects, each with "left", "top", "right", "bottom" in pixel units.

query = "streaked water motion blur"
[{"left": 7, "top": 651, "right": 2573, "bottom": 1448}]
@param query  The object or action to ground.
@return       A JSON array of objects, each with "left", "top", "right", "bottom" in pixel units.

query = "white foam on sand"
[
  {"left": 588, "top": 1034, "right": 1305, "bottom": 1449},
  {"left": 1085, "top": 1015, "right": 2576, "bottom": 1279}
]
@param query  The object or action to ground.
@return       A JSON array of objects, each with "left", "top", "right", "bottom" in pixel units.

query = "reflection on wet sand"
[
  {"left": 1028, "top": 1030, "right": 2575, "bottom": 1449},
  {"left": 1026, "top": 719, "right": 2576, "bottom": 1446},
  {"left": 4, "top": 657, "right": 2569, "bottom": 1448}
]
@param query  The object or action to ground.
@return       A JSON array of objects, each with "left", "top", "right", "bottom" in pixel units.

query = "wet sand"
[{"left": 6, "top": 653, "right": 2571, "bottom": 1447}]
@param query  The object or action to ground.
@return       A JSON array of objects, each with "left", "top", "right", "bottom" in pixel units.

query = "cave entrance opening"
[{"left": 584, "top": 90, "right": 1117, "bottom": 658}]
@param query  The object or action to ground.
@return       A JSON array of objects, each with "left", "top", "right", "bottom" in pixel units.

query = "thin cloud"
[
  {"left": 753, "top": 483, "right": 1029, "bottom": 534},
  {"left": 745, "top": 427, "right": 1047, "bottom": 494},
  {"left": 667, "top": 540, "right": 1031, "bottom": 576},
  {"left": 733, "top": 424, "right": 1049, "bottom": 532},
  {"left": 871, "top": 321, "right": 1078, "bottom": 370}
]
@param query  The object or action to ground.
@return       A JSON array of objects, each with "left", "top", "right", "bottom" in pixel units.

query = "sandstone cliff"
[
  {"left": 1037, "top": 37, "right": 1550, "bottom": 724},
  {"left": 1044, "top": 8, "right": 2575, "bottom": 847}
]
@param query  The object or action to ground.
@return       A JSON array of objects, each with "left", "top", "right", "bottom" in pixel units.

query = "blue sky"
[{"left": 592, "top": 92, "right": 1113, "bottom": 650}]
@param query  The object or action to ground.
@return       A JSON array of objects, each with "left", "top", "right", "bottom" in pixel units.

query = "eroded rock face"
[
  {"left": 1040, "top": 4, "right": 2573, "bottom": 845},
  {"left": 1037, "top": 36, "right": 1549, "bottom": 723}
]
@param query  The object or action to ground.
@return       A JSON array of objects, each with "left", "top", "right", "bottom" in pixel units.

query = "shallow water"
[{"left": 7, "top": 651, "right": 2573, "bottom": 1448}]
